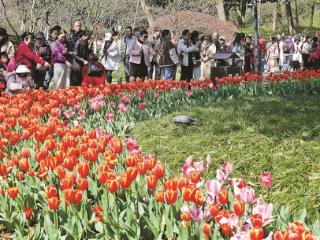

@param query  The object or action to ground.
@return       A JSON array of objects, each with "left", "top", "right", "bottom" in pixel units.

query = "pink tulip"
[
  {"left": 154, "top": 92, "right": 160, "bottom": 98},
  {"left": 216, "top": 169, "right": 227, "bottom": 181},
  {"left": 138, "top": 90, "right": 145, "bottom": 99},
  {"left": 260, "top": 172, "right": 273, "bottom": 188},
  {"left": 63, "top": 109, "right": 75, "bottom": 119},
  {"left": 238, "top": 186, "right": 256, "bottom": 204},
  {"left": 109, "top": 101, "right": 116, "bottom": 108},
  {"left": 105, "top": 113, "right": 114, "bottom": 122},
  {"left": 223, "top": 161, "right": 233, "bottom": 176},
  {"left": 118, "top": 103, "right": 128, "bottom": 112},
  {"left": 185, "top": 90, "right": 192, "bottom": 97},
  {"left": 78, "top": 110, "right": 86, "bottom": 120},
  {"left": 206, "top": 155, "right": 212, "bottom": 167},
  {"left": 74, "top": 104, "right": 81, "bottom": 111},
  {"left": 205, "top": 179, "right": 221, "bottom": 197},
  {"left": 126, "top": 138, "right": 137, "bottom": 151},
  {"left": 189, "top": 206, "right": 203, "bottom": 222},
  {"left": 138, "top": 103, "right": 145, "bottom": 111},
  {"left": 121, "top": 95, "right": 132, "bottom": 103},
  {"left": 194, "top": 161, "right": 207, "bottom": 173},
  {"left": 252, "top": 198, "right": 273, "bottom": 226}
]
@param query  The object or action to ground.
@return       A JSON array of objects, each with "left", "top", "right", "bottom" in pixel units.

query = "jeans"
[
  {"left": 160, "top": 66, "right": 176, "bottom": 80},
  {"left": 193, "top": 66, "right": 201, "bottom": 80},
  {"left": 148, "top": 61, "right": 161, "bottom": 80}
]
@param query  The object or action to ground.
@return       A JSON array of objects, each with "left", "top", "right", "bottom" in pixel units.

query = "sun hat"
[
  {"left": 15, "top": 65, "right": 31, "bottom": 74},
  {"left": 105, "top": 32, "right": 112, "bottom": 41}
]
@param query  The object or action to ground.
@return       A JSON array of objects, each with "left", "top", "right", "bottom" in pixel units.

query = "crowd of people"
[{"left": 0, "top": 20, "right": 320, "bottom": 95}]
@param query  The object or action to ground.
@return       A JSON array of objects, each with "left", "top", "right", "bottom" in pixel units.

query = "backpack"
[{"left": 282, "top": 43, "right": 292, "bottom": 54}]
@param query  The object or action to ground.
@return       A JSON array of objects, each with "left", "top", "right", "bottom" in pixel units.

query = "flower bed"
[{"left": 0, "top": 72, "right": 320, "bottom": 239}]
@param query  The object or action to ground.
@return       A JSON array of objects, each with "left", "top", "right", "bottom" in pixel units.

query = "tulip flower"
[
  {"left": 107, "top": 179, "right": 119, "bottom": 193},
  {"left": 77, "top": 162, "right": 90, "bottom": 178},
  {"left": 260, "top": 172, "right": 273, "bottom": 188},
  {"left": 218, "top": 188, "right": 229, "bottom": 205},
  {"left": 233, "top": 199, "right": 245, "bottom": 216},
  {"left": 146, "top": 175, "right": 158, "bottom": 189},
  {"left": 7, "top": 187, "right": 19, "bottom": 199},
  {"left": 189, "top": 206, "right": 204, "bottom": 222},
  {"left": 248, "top": 227, "right": 264, "bottom": 240},
  {"left": 201, "top": 223, "right": 211, "bottom": 240},
  {"left": 48, "top": 197, "right": 60, "bottom": 210},
  {"left": 180, "top": 212, "right": 192, "bottom": 222},
  {"left": 155, "top": 191, "right": 164, "bottom": 203},
  {"left": 165, "top": 189, "right": 178, "bottom": 204},
  {"left": 24, "top": 207, "right": 33, "bottom": 220},
  {"left": 152, "top": 163, "right": 165, "bottom": 179}
]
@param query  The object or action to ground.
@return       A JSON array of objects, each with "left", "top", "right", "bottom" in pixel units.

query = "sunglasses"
[{"left": 143, "top": 35, "right": 148, "bottom": 39}]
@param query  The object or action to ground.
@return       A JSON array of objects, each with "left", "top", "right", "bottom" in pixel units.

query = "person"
[
  {"left": 266, "top": 36, "right": 280, "bottom": 73},
  {"left": 67, "top": 20, "right": 84, "bottom": 51},
  {"left": 200, "top": 35, "right": 216, "bottom": 80},
  {"left": 282, "top": 36, "right": 294, "bottom": 71},
  {"left": 6, "top": 65, "right": 35, "bottom": 95},
  {"left": 48, "top": 25, "right": 62, "bottom": 47},
  {"left": 259, "top": 38, "right": 267, "bottom": 73},
  {"left": 82, "top": 53, "right": 105, "bottom": 86},
  {"left": 177, "top": 29, "right": 200, "bottom": 82},
  {"left": 219, "top": 37, "right": 228, "bottom": 51},
  {"left": 243, "top": 36, "right": 253, "bottom": 73},
  {"left": 13, "top": 32, "right": 49, "bottom": 74},
  {"left": 292, "top": 36, "right": 302, "bottom": 71},
  {"left": 156, "top": 29, "right": 180, "bottom": 80},
  {"left": 190, "top": 31, "right": 201, "bottom": 80},
  {"left": 148, "top": 28, "right": 161, "bottom": 80},
  {"left": 0, "top": 52, "right": 9, "bottom": 91},
  {"left": 101, "top": 32, "right": 120, "bottom": 84},
  {"left": 311, "top": 36, "right": 318, "bottom": 49},
  {"left": 34, "top": 32, "right": 52, "bottom": 89},
  {"left": 67, "top": 20, "right": 84, "bottom": 86},
  {"left": 51, "top": 30, "right": 71, "bottom": 89},
  {"left": 0, "top": 27, "right": 15, "bottom": 59},
  {"left": 123, "top": 26, "right": 136, "bottom": 82},
  {"left": 229, "top": 33, "right": 244, "bottom": 67},
  {"left": 127, "top": 30, "right": 150, "bottom": 82},
  {"left": 277, "top": 35, "right": 284, "bottom": 71},
  {"left": 212, "top": 32, "right": 221, "bottom": 52},
  {"left": 301, "top": 36, "right": 312, "bottom": 69}
]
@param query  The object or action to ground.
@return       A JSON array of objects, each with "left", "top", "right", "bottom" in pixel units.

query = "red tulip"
[
  {"left": 180, "top": 212, "right": 192, "bottom": 222},
  {"left": 163, "top": 178, "right": 177, "bottom": 191},
  {"left": 165, "top": 189, "right": 178, "bottom": 204},
  {"left": 48, "top": 197, "right": 60, "bottom": 210},
  {"left": 77, "top": 178, "right": 89, "bottom": 190},
  {"left": 152, "top": 163, "right": 165, "bottom": 179},
  {"left": 146, "top": 174, "right": 158, "bottom": 189},
  {"left": 248, "top": 227, "right": 264, "bottom": 240},
  {"left": 220, "top": 223, "right": 232, "bottom": 236},
  {"left": 107, "top": 179, "right": 118, "bottom": 193},
  {"left": 111, "top": 137, "right": 123, "bottom": 154},
  {"left": 7, "top": 187, "right": 19, "bottom": 199},
  {"left": 218, "top": 188, "right": 229, "bottom": 205},
  {"left": 250, "top": 214, "right": 263, "bottom": 228},
  {"left": 155, "top": 191, "right": 164, "bottom": 202},
  {"left": 77, "top": 162, "right": 90, "bottom": 177},
  {"left": 233, "top": 199, "right": 245, "bottom": 216},
  {"left": 73, "top": 190, "right": 83, "bottom": 205},
  {"left": 201, "top": 223, "right": 211, "bottom": 239},
  {"left": 189, "top": 171, "right": 201, "bottom": 184},
  {"left": 24, "top": 207, "right": 33, "bottom": 220},
  {"left": 45, "top": 185, "right": 58, "bottom": 198},
  {"left": 273, "top": 231, "right": 285, "bottom": 240},
  {"left": 21, "top": 148, "right": 30, "bottom": 158},
  {"left": 126, "top": 167, "right": 138, "bottom": 181},
  {"left": 118, "top": 174, "right": 132, "bottom": 189},
  {"left": 19, "top": 158, "right": 30, "bottom": 172},
  {"left": 209, "top": 203, "right": 220, "bottom": 217}
]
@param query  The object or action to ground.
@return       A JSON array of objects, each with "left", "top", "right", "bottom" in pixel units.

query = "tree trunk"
[
  {"left": 233, "top": 4, "right": 245, "bottom": 28},
  {"left": 0, "top": 0, "right": 19, "bottom": 36},
  {"left": 310, "top": 0, "right": 316, "bottom": 28},
  {"left": 284, "top": 0, "right": 296, "bottom": 34},
  {"left": 139, "top": 0, "right": 153, "bottom": 27},
  {"left": 216, "top": 0, "right": 226, "bottom": 21},
  {"left": 293, "top": 0, "right": 299, "bottom": 27}
]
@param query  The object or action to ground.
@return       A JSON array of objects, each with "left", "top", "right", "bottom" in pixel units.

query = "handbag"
[{"left": 87, "top": 63, "right": 102, "bottom": 77}]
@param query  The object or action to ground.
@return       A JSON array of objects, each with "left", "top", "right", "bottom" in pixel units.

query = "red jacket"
[{"left": 16, "top": 42, "right": 45, "bottom": 69}]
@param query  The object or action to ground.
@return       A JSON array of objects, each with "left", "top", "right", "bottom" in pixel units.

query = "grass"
[{"left": 131, "top": 95, "right": 320, "bottom": 219}]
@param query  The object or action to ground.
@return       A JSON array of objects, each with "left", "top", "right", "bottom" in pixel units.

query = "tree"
[{"left": 284, "top": 0, "right": 296, "bottom": 34}]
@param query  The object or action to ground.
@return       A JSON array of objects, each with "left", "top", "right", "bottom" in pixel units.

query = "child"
[
  {"left": 0, "top": 52, "right": 9, "bottom": 91},
  {"left": 82, "top": 53, "right": 106, "bottom": 86}
]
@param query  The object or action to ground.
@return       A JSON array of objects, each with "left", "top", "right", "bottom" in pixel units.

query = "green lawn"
[{"left": 131, "top": 95, "right": 320, "bottom": 219}]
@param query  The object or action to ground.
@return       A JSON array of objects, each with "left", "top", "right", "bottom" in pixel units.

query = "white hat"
[
  {"left": 15, "top": 65, "right": 31, "bottom": 74},
  {"left": 105, "top": 32, "right": 112, "bottom": 41}
]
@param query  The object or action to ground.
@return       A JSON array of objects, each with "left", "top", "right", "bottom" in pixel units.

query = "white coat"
[{"left": 101, "top": 40, "right": 120, "bottom": 71}]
